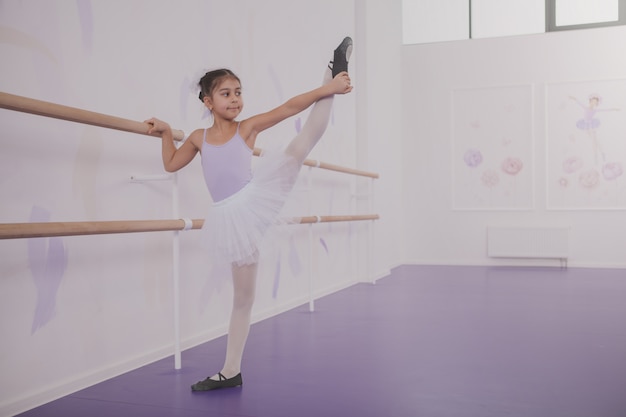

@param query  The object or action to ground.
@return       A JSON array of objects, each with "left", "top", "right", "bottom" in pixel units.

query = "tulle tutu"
[
  {"left": 200, "top": 148, "right": 301, "bottom": 266},
  {"left": 576, "top": 118, "right": 600, "bottom": 130}
]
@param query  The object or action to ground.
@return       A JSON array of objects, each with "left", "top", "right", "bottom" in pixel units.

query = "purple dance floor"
[{"left": 17, "top": 265, "right": 626, "bottom": 417}]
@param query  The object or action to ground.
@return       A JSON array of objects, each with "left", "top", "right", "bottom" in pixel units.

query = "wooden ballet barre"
[
  {"left": 0, "top": 215, "right": 379, "bottom": 239},
  {"left": 251, "top": 149, "right": 379, "bottom": 179},
  {"left": 0, "top": 219, "right": 202, "bottom": 239},
  {"left": 1, "top": 91, "right": 379, "bottom": 178},
  {"left": 0, "top": 91, "right": 185, "bottom": 141},
  {"left": 304, "top": 160, "right": 379, "bottom": 179},
  {"left": 297, "top": 214, "right": 379, "bottom": 224}
]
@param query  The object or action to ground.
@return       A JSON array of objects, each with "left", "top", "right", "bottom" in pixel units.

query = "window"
[
  {"left": 402, "top": 0, "right": 470, "bottom": 44},
  {"left": 547, "top": 0, "right": 626, "bottom": 31},
  {"left": 471, "top": 0, "right": 545, "bottom": 39},
  {"left": 402, "top": 0, "right": 626, "bottom": 45}
]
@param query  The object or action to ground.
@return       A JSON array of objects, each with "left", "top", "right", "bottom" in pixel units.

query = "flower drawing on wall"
[
  {"left": 501, "top": 157, "right": 523, "bottom": 176},
  {"left": 481, "top": 169, "right": 500, "bottom": 188},
  {"left": 547, "top": 80, "right": 626, "bottom": 209},
  {"left": 563, "top": 156, "right": 583, "bottom": 174},
  {"left": 602, "top": 162, "right": 623, "bottom": 181},
  {"left": 578, "top": 169, "right": 600, "bottom": 189},
  {"left": 453, "top": 85, "right": 534, "bottom": 210},
  {"left": 464, "top": 148, "right": 483, "bottom": 168}
]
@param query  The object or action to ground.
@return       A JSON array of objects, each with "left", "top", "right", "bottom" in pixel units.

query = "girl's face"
[{"left": 205, "top": 77, "right": 243, "bottom": 119}]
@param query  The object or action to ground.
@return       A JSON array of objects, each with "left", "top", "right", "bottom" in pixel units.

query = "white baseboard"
[
  {"left": 367, "top": 268, "right": 393, "bottom": 282},
  {"left": 403, "top": 259, "right": 626, "bottom": 269}
]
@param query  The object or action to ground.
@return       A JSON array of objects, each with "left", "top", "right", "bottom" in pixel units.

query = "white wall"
[
  {"left": 355, "top": 1, "right": 405, "bottom": 278},
  {"left": 0, "top": 1, "right": 368, "bottom": 415},
  {"left": 402, "top": 25, "right": 626, "bottom": 268}
]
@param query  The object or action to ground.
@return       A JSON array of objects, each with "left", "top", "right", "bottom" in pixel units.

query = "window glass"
[
  {"left": 402, "top": 0, "right": 469, "bottom": 44},
  {"left": 555, "top": 0, "right": 619, "bottom": 26},
  {"left": 472, "top": 0, "right": 545, "bottom": 38},
  {"left": 402, "top": 0, "right": 624, "bottom": 45}
]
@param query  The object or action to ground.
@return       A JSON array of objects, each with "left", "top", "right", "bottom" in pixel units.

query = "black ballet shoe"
[
  {"left": 329, "top": 36, "right": 353, "bottom": 77},
  {"left": 191, "top": 372, "right": 243, "bottom": 391}
]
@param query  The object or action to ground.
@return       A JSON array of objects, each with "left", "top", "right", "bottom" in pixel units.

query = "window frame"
[
  {"left": 402, "top": 0, "right": 626, "bottom": 45},
  {"left": 545, "top": 0, "right": 626, "bottom": 32}
]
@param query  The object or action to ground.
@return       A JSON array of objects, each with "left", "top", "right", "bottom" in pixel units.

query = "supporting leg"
[
  {"left": 220, "top": 262, "right": 258, "bottom": 378},
  {"left": 190, "top": 262, "right": 257, "bottom": 391}
]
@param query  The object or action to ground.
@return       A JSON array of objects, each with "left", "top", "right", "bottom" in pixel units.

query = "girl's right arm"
[{"left": 145, "top": 118, "right": 201, "bottom": 172}]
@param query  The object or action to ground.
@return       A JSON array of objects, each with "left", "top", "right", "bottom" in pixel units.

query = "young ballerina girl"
[{"left": 145, "top": 37, "right": 353, "bottom": 391}]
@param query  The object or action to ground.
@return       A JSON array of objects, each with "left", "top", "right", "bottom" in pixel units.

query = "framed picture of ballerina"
[
  {"left": 451, "top": 84, "right": 535, "bottom": 210},
  {"left": 546, "top": 79, "right": 626, "bottom": 210}
]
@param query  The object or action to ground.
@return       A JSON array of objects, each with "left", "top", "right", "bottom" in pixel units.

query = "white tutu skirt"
[{"left": 200, "top": 149, "right": 301, "bottom": 266}]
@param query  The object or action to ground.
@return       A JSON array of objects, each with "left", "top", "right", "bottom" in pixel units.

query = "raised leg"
[{"left": 285, "top": 37, "right": 352, "bottom": 163}]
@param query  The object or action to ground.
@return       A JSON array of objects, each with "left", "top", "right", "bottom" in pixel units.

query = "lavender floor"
[{"left": 17, "top": 265, "right": 626, "bottom": 417}]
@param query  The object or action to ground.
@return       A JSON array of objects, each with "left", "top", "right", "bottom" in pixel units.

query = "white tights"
[
  {"left": 285, "top": 68, "right": 334, "bottom": 164},
  {"left": 219, "top": 262, "right": 257, "bottom": 378},
  {"left": 216, "top": 67, "right": 335, "bottom": 380}
]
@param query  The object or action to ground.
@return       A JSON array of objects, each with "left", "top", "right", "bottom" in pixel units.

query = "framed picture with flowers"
[
  {"left": 546, "top": 79, "right": 626, "bottom": 210},
  {"left": 452, "top": 84, "right": 534, "bottom": 210}
]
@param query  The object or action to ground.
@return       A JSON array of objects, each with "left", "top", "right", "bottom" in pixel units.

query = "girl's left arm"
[{"left": 243, "top": 72, "right": 352, "bottom": 139}]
